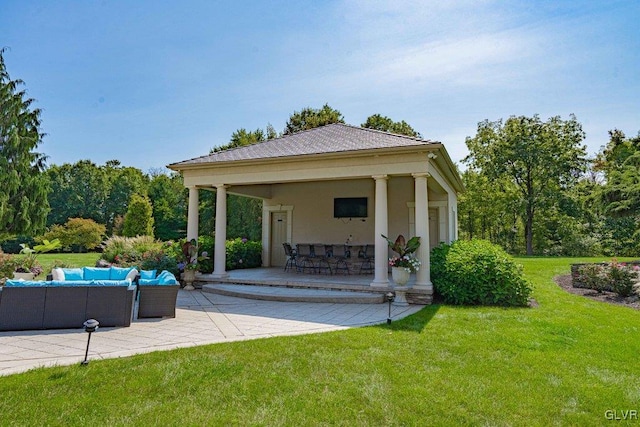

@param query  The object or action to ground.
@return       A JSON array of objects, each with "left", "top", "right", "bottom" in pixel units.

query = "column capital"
[
  {"left": 214, "top": 184, "right": 228, "bottom": 190},
  {"left": 371, "top": 174, "right": 388, "bottom": 181},
  {"left": 412, "top": 172, "right": 431, "bottom": 179}
]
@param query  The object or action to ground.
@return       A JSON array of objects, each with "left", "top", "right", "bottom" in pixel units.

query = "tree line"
[
  {"left": 461, "top": 117, "right": 639, "bottom": 256},
  {"left": 1, "top": 49, "right": 638, "bottom": 256}
]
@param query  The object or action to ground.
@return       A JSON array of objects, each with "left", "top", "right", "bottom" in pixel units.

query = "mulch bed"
[{"left": 554, "top": 274, "right": 640, "bottom": 311}]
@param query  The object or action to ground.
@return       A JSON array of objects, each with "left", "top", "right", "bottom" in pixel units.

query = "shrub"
[
  {"left": 0, "top": 235, "right": 35, "bottom": 254},
  {"left": 139, "top": 249, "right": 180, "bottom": 276},
  {"left": 44, "top": 218, "right": 106, "bottom": 252},
  {"left": 608, "top": 261, "right": 638, "bottom": 297},
  {"left": 431, "top": 239, "right": 532, "bottom": 307},
  {"left": 0, "top": 251, "right": 17, "bottom": 283},
  {"left": 197, "top": 235, "right": 214, "bottom": 273},
  {"left": 102, "top": 236, "right": 130, "bottom": 263},
  {"left": 574, "top": 261, "right": 640, "bottom": 297},
  {"left": 102, "top": 235, "right": 163, "bottom": 264},
  {"left": 578, "top": 263, "right": 609, "bottom": 293},
  {"left": 226, "top": 238, "right": 262, "bottom": 270}
]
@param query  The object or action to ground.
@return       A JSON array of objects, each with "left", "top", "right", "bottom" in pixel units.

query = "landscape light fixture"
[
  {"left": 386, "top": 292, "right": 395, "bottom": 324},
  {"left": 81, "top": 319, "right": 99, "bottom": 365}
]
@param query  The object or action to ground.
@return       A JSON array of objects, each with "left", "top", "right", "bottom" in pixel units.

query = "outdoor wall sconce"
[
  {"left": 81, "top": 319, "right": 99, "bottom": 365},
  {"left": 386, "top": 292, "right": 395, "bottom": 324}
]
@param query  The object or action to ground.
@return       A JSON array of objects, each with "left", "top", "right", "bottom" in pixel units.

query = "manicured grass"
[
  {"left": 33, "top": 253, "right": 101, "bottom": 279},
  {"left": 1, "top": 257, "right": 638, "bottom": 425}
]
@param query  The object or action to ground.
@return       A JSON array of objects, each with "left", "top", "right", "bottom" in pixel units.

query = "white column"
[
  {"left": 413, "top": 173, "right": 432, "bottom": 290},
  {"left": 371, "top": 175, "right": 389, "bottom": 287},
  {"left": 186, "top": 186, "right": 199, "bottom": 241},
  {"left": 213, "top": 184, "right": 228, "bottom": 278}
]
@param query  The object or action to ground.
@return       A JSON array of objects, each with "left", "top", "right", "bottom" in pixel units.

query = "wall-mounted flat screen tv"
[{"left": 334, "top": 197, "right": 368, "bottom": 218}]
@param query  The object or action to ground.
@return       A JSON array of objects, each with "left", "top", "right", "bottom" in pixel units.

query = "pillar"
[
  {"left": 213, "top": 184, "right": 228, "bottom": 278},
  {"left": 186, "top": 186, "right": 199, "bottom": 241},
  {"left": 413, "top": 173, "right": 432, "bottom": 290},
  {"left": 371, "top": 175, "right": 389, "bottom": 287}
]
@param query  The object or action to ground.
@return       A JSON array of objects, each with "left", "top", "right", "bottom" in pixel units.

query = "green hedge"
[
  {"left": 431, "top": 239, "right": 532, "bottom": 307},
  {"left": 103, "top": 236, "right": 261, "bottom": 274},
  {"left": 226, "top": 238, "right": 262, "bottom": 270}
]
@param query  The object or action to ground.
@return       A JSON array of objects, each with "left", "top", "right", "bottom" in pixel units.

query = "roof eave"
[{"left": 167, "top": 143, "right": 441, "bottom": 172}]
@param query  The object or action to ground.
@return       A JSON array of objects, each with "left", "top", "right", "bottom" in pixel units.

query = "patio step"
[{"left": 202, "top": 284, "right": 385, "bottom": 304}]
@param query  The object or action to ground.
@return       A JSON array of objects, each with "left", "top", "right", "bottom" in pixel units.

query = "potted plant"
[
  {"left": 178, "top": 239, "right": 209, "bottom": 290},
  {"left": 382, "top": 234, "right": 421, "bottom": 286},
  {"left": 13, "top": 239, "right": 62, "bottom": 280}
]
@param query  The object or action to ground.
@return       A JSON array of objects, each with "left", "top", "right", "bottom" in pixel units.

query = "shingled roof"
[{"left": 169, "top": 123, "right": 438, "bottom": 167}]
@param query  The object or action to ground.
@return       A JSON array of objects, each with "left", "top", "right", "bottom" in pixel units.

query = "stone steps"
[{"left": 202, "top": 284, "right": 385, "bottom": 304}]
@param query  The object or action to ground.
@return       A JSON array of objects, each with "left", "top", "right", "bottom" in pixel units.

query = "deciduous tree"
[
  {"left": 361, "top": 114, "right": 421, "bottom": 138},
  {"left": 46, "top": 160, "right": 108, "bottom": 226},
  {"left": 464, "top": 115, "right": 587, "bottom": 255},
  {"left": 148, "top": 172, "right": 187, "bottom": 240},
  {"left": 103, "top": 160, "right": 148, "bottom": 234},
  {"left": 283, "top": 104, "right": 344, "bottom": 135}
]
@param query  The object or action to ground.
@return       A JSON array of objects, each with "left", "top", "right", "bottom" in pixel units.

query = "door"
[{"left": 270, "top": 211, "right": 288, "bottom": 267}]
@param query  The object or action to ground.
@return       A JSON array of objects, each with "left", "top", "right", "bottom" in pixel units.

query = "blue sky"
[{"left": 2, "top": 0, "right": 638, "bottom": 173}]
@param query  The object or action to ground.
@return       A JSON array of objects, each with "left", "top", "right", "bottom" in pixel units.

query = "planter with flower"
[
  {"left": 177, "top": 238, "right": 209, "bottom": 290},
  {"left": 382, "top": 234, "right": 421, "bottom": 286},
  {"left": 13, "top": 239, "right": 62, "bottom": 280}
]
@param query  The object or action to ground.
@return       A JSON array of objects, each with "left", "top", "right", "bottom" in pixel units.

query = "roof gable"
[{"left": 169, "top": 123, "right": 437, "bottom": 167}]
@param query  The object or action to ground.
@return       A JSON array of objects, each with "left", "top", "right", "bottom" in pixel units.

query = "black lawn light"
[
  {"left": 386, "top": 292, "right": 395, "bottom": 324},
  {"left": 81, "top": 319, "right": 99, "bottom": 365}
]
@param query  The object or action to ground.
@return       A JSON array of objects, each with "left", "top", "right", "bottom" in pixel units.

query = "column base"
[
  {"left": 210, "top": 272, "right": 229, "bottom": 279},
  {"left": 370, "top": 279, "right": 390, "bottom": 288},
  {"left": 412, "top": 282, "right": 433, "bottom": 292}
]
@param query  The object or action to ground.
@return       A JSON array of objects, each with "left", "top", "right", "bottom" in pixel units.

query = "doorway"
[{"left": 270, "top": 211, "right": 288, "bottom": 266}]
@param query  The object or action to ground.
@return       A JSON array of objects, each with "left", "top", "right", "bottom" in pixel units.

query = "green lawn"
[
  {"left": 1, "top": 257, "right": 638, "bottom": 425},
  {"left": 35, "top": 253, "right": 102, "bottom": 275}
]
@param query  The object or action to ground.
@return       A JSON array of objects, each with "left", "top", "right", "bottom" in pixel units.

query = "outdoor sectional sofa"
[
  {"left": 136, "top": 270, "right": 180, "bottom": 319},
  {"left": 0, "top": 266, "right": 138, "bottom": 331}
]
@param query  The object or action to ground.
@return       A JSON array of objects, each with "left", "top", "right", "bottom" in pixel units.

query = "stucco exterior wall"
[{"left": 263, "top": 176, "right": 441, "bottom": 246}]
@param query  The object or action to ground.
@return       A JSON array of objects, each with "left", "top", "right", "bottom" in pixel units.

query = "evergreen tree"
[
  {"left": 0, "top": 48, "right": 50, "bottom": 237},
  {"left": 122, "top": 194, "right": 154, "bottom": 237}
]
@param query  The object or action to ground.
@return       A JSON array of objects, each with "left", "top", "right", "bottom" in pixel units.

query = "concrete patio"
[{"left": 0, "top": 288, "right": 422, "bottom": 376}]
